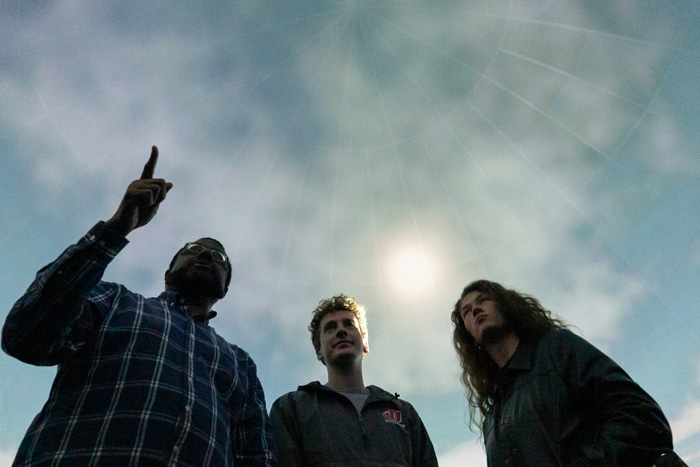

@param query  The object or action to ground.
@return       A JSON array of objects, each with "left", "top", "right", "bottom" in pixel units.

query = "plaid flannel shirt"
[{"left": 2, "top": 222, "right": 275, "bottom": 466}]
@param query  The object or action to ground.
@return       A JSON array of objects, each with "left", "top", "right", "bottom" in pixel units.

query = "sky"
[{"left": 1, "top": 1, "right": 700, "bottom": 465}]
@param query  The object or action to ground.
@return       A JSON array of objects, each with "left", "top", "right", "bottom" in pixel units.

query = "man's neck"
[
  {"left": 325, "top": 364, "right": 365, "bottom": 392},
  {"left": 185, "top": 303, "right": 213, "bottom": 319},
  {"left": 484, "top": 332, "right": 520, "bottom": 368},
  {"left": 167, "top": 286, "right": 217, "bottom": 318}
]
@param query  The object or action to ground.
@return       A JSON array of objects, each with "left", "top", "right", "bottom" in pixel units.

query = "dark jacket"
[
  {"left": 484, "top": 329, "right": 673, "bottom": 467},
  {"left": 270, "top": 382, "right": 438, "bottom": 467}
]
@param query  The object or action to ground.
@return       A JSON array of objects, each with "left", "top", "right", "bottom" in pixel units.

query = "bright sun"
[{"left": 387, "top": 246, "right": 436, "bottom": 296}]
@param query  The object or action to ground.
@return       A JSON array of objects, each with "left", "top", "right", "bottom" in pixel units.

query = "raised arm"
[{"left": 2, "top": 147, "right": 172, "bottom": 365}]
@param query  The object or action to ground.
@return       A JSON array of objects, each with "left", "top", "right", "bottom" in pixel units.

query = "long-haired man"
[{"left": 451, "top": 279, "right": 685, "bottom": 466}]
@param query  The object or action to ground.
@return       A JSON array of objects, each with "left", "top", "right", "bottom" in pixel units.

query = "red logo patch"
[{"left": 382, "top": 409, "right": 405, "bottom": 427}]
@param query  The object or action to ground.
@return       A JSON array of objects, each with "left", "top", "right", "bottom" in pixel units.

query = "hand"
[{"left": 105, "top": 146, "right": 173, "bottom": 236}]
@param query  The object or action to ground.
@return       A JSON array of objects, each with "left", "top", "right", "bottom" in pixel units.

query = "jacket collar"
[
  {"left": 158, "top": 291, "right": 218, "bottom": 324},
  {"left": 493, "top": 338, "right": 537, "bottom": 396},
  {"left": 299, "top": 381, "right": 400, "bottom": 402},
  {"left": 503, "top": 338, "right": 536, "bottom": 371}
]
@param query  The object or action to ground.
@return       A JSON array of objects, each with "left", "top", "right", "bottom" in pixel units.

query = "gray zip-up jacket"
[{"left": 270, "top": 382, "right": 438, "bottom": 467}]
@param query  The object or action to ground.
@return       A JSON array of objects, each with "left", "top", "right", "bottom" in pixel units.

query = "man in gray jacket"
[{"left": 270, "top": 294, "right": 438, "bottom": 466}]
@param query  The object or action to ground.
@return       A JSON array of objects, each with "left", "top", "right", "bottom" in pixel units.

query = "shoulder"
[
  {"left": 213, "top": 332, "right": 250, "bottom": 359},
  {"left": 272, "top": 390, "right": 301, "bottom": 408},
  {"left": 208, "top": 333, "right": 266, "bottom": 378},
  {"left": 367, "top": 385, "right": 419, "bottom": 413},
  {"left": 367, "top": 384, "right": 398, "bottom": 399},
  {"left": 275, "top": 382, "right": 322, "bottom": 401},
  {"left": 538, "top": 328, "right": 619, "bottom": 379},
  {"left": 541, "top": 327, "right": 575, "bottom": 343},
  {"left": 272, "top": 384, "right": 322, "bottom": 413},
  {"left": 538, "top": 328, "right": 595, "bottom": 354}
]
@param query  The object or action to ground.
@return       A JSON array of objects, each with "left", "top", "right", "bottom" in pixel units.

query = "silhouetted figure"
[{"left": 2, "top": 147, "right": 274, "bottom": 466}]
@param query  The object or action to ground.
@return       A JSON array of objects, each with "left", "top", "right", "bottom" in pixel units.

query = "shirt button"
[
  {"left": 88, "top": 235, "right": 96, "bottom": 241},
  {"left": 172, "top": 446, "right": 179, "bottom": 453},
  {"left": 185, "top": 405, "right": 191, "bottom": 412},
  {"left": 188, "top": 376, "right": 194, "bottom": 383}
]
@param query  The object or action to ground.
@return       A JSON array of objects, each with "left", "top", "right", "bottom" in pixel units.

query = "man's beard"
[
  {"left": 480, "top": 321, "right": 512, "bottom": 346},
  {"left": 166, "top": 266, "right": 225, "bottom": 299}
]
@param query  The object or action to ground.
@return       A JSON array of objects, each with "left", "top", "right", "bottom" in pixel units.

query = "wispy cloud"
[
  {"left": 0, "top": 450, "right": 16, "bottom": 467},
  {"left": 672, "top": 399, "right": 700, "bottom": 444},
  {"left": 438, "top": 440, "right": 487, "bottom": 467},
  {"left": 671, "top": 360, "right": 700, "bottom": 451},
  {"left": 4, "top": 0, "right": 686, "bottom": 397}
]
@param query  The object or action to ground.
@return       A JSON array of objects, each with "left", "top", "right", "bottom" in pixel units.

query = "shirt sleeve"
[
  {"left": 269, "top": 394, "right": 303, "bottom": 467},
  {"left": 233, "top": 354, "right": 276, "bottom": 466},
  {"left": 1, "top": 222, "right": 128, "bottom": 366},
  {"left": 554, "top": 329, "right": 673, "bottom": 467}
]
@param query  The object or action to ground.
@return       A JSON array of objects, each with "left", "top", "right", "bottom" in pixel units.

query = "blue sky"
[{"left": 2, "top": 1, "right": 700, "bottom": 465}]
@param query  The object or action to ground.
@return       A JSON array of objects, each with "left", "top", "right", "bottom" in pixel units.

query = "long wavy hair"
[{"left": 451, "top": 280, "right": 567, "bottom": 433}]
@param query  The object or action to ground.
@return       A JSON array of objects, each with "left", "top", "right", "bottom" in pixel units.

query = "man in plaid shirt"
[{"left": 2, "top": 147, "right": 275, "bottom": 466}]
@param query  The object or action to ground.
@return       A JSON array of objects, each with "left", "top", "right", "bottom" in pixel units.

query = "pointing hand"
[{"left": 105, "top": 146, "right": 173, "bottom": 236}]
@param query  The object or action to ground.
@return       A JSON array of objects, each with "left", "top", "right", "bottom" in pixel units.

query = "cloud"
[
  {"left": 663, "top": 359, "right": 700, "bottom": 465},
  {"left": 678, "top": 447, "right": 700, "bottom": 465},
  {"left": 541, "top": 261, "right": 646, "bottom": 345},
  {"left": 438, "top": 440, "right": 487, "bottom": 467},
  {"left": 34, "top": 0, "right": 671, "bottom": 397},
  {"left": 0, "top": 450, "right": 15, "bottom": 467},
  {"left": 671, "top": 399, "right": 700, "bottom": 444},
  {"left": 670, "top": 360, "right": 700, "bottom": 447}
]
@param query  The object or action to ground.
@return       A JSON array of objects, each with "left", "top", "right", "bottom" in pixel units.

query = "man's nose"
[
  {"left": 197, "top": 249, "right": 214, "bottom": 260},
  {"left": 336, "top": 328, "right": 348, "bottom": 337}
]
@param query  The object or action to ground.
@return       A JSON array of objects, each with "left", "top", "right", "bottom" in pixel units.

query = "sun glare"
[{"left": 387, "top": 246, "right": 436, "bottom": 296}]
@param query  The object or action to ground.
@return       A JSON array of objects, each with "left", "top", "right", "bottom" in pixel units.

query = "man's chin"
[
  {"left": 169, "top": 274, "right": 223, "bottom": 299},
  {"left": 327, "top": 352, "right": 361, "bottom": 368},
  {"left": 480, "top": 324, "right": 510, "bottom": 345}
]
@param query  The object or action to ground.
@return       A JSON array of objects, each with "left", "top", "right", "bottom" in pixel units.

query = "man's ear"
[
  {"left": 164, "top": 269, "right": 171, "bottom": 284},
  {"left": 363, "top": 343, "right": 369, "bottom": 354},
  {"left": 219, "top": 286, "right": 229, "bottom": 300}
]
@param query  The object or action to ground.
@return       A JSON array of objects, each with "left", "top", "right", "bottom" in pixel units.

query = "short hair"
[
  {"left": 168, "top": 238, "right": 232, "bottom": 287},
  {"left": 451, "top": 280, "right": 567, "bottom": 433},
  {"left": 309, "top": 294, "right": 368, "bottom": 358}
]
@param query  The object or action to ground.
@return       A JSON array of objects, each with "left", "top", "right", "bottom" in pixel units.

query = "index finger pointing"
[{"left": 140, "top": 146, "right": 159, "bottom": 180}]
